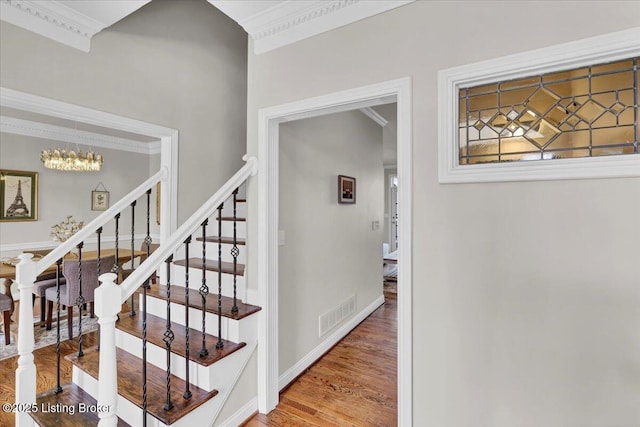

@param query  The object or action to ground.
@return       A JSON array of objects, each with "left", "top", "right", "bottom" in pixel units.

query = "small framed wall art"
[
  {"left": 91, "top": 182, "right": 109, "bottom": 211},
  {"left": 0, "top": 169, "right": 38, "bottom": 222},
  {"left": 338, "top": 175, "right": 356, "bottom": 204}
]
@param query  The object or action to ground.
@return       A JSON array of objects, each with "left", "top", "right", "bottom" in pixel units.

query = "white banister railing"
[
  {"left": 15, "top": 254, "right": 37, "bottom": 427},
  {"left": 94, "top": 155, "right": 257, "bottom": 425},
  {"left": 14, "top": 166, "right": 168, "bottom": 427},
  {"left": 94, "top": 273, "right": 120, "bottom": 427},
  {"left": 118, "top": 156, "right": 257, "bottom": 302}
]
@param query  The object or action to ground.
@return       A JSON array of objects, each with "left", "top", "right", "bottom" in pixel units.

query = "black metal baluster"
[
  {"left": 216, "top": 204, "right": 224, "bottom": 349},
  {"left": 112, "top": 213, "right": 121, "bottom": 276},
  {"left": 199, "top": 219, "right": 209, "bottom": 357},
  {"left": 183, "top": 237, "right": 192, "bottom": 400},
  {"left": 144, "top": 188, "right": 152, "bottom": 289},
  {"left": 163, "top": 255, "right": 175, "bottom": 411},
  {"left": 54, "top": 258, "right": 63, "bottom": 394},
  {"left": 130, "top": 201, "right": 137, "bottom": 316},
  {"left": 96, "top": 227, "right": 102, "bottom": 351},
  {"left": 231, "top": 188, "right": 239, "bottom": 314},
  {"left": 76, "top": 242, "right": 85, "bottom": 357}
]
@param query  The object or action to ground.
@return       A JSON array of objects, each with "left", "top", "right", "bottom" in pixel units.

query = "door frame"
[{"left": 256, "top": 77, "right": 413, "bottom": 425}]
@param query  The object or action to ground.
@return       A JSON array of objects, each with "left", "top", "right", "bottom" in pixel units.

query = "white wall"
[
  {"left": 0, "top": 0, "right": 248, "bottom": 224},
  {"left": 278, "top": 110, "right": 384, "bottom": 375},
  {"left": 246, "top": 2, "right": 640, "bottom": 426},
  {"left": 0, "top": 132, "right": 158, "bottom": 256}
]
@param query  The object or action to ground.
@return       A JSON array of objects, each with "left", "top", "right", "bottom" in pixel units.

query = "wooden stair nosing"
[
  {"left": 142, "top": 284, "right": 261, "bottom": 320},
  {"left": 66, "top": 347, "right": 218, "bottom": 426},
  {"left": 195, "top": 236, "right": 246, "bottom": 245},
  {"left": 173, "top": 258, "right": 245, "bottom": 276},
  {"left": 32, "top": 383, "right": 130, "bottom": 427},
  {"left": 116, "top": 311, "right": 246, "bottom": 366}
]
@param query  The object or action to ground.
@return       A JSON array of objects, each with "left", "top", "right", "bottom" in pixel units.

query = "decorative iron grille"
[{"left": 458, "top": 57, "right": 638, "bottom": 164}]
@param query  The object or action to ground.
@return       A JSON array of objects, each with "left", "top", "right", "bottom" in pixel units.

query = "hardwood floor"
[
  {"left": 244, "top": 292, "right": 397, "bottom": 427},
  {"left": 0, "top": 293, "right": 396, "bottom": 426},
  {"left": 0, "top": 331, "right": 98, "bottom": 427}
]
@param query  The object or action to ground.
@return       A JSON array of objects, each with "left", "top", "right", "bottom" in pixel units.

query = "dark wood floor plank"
[
  {"left": 242, "top": 292, "right": 397, "bottom": 426},
  {"left": 116, "top": 310, "right": 246, "bottom": 366},
  {"left": 66, "top": 347, "right": 218, "bottom": 425}
]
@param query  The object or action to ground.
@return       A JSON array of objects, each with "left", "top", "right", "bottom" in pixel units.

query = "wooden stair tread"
[
  {"left": 144, "top": 284, "right": 261, "bottom": 320},
  {"left": 196, "top": 236, "right": 246, "bottom": 245},
  {"left": 215, "top": 216, "right": 246, "bottom": 222},
  {"left": 173, "top": 258, "right": 245, "bottom": 276},
  {"left": 116, "top": 311, "right": 246, "bottom": 366},
  {"left": 66, "top": 347, "right": 218, "bottom": 425},
  {"left": 32, "top": 383, "right": 130, "bottom": 427}
]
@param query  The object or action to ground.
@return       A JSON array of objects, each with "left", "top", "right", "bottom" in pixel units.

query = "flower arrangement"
[{"left": 50, "top": 215, "right": 84, "bottom": 242}]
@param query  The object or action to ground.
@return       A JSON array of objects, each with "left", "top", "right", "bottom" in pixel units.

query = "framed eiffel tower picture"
[{"left": 0, "top": 169, "right": 38, "bottom": 222}]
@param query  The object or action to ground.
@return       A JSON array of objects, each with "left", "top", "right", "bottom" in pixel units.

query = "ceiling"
[{"left": 0, "top": 0, "right": 414, "bottom": 53}]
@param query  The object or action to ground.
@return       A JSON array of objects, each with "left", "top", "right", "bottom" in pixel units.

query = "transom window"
[{"left": 458, "top": 57, "right": 638, "bottom": 165}]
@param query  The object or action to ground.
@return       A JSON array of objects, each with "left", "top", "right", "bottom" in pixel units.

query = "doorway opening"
[{"left": 256, "top": 77, "right": 413, "bottom": 425}]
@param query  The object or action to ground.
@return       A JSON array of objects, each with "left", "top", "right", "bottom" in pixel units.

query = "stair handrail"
[
  {"left": 35, "top": 166, "right": 169, "bottom": 274},
  {"left": 118, "top": 156, "right": 258, "bottom": 303},
  {"left": 13, "top": 166, "right": 168, "bottom": 427}
]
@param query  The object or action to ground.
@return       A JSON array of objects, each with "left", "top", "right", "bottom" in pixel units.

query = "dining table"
[{"left": 0, "top": 248, "right": 146, "bottom": 315}]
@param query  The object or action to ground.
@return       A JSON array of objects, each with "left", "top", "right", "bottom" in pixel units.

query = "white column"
[
  {"left": 95, "top": 272, "right": 120, "bottom": 427},
  {"left": 15, "top": 254, "right": 36, "bottom": 427}
]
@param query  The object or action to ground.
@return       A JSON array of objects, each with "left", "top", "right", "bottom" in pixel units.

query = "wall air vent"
[{"left": 319, "top": 294, "right": 357, "bottom": 337}]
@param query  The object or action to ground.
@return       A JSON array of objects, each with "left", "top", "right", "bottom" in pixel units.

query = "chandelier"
[{"left": 41, "top": 148, "right": 103, "bottom": 172}]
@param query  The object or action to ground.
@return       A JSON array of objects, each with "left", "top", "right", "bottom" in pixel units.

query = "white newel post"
[
  {"left": 14, "top": 254, "right": 36, "bottom": 427},
  {"left": 95, "top": 273, "right": 119, "bottom": 427}
]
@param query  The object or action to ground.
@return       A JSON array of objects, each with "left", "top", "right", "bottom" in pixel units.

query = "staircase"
[{"left": 14, "top": 157, "right": 260, "bottom": 427}]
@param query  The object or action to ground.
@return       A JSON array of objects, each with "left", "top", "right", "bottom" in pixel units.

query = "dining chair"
[
  {"left": 0, "top": 292, "right": 12, "bottom": 345},
  {"left": 25, "top": 249, "right": 67, "bottom": 325},
  {"left": 45, "top": 255, "right": 115, "bottom": 340}
]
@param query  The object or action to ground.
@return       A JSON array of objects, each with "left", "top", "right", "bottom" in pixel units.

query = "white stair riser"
[
  {"left": 143, "top": 295, "right": 256, "bottom": 343},
  {"left": 171, "top": 265, "right": 246, "bottom": 300},
  {"left": 219, "top": 201, "right": 247, "bottom": 218},
  {"left": 114, "top": 329, "right": 257, "bottom": 392},
  {"left": 115, "top": 328, "right": 217, "bottom": 391},
  {"left": 72, "top": 343, "right": 256, "bottom": 427},
  {"left": 72, "top": 366, "right": 157, "bottom": 427},
  {"left": 187, "top": 242, "right": 247, "bottom": 264}
]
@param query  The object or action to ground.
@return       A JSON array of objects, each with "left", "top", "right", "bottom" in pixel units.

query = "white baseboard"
[
  {"left": 278, "top": 294, "right": 385, "bottom": 390},
  {"left": 214, "top": 397, "right": 258, "bottom": 427}
]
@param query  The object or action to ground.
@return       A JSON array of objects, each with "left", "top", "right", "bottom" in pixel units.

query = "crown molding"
[
  {"left": 210, "top": 0, "right": 414, "bottom": 54},
  {"left": 0, "top": 0, "right": 150, "bottom": 52},
  {"left": 0, "top": 0, "right": 104, "bottom": 51},
  {"left": 1, "top": 116, "right": 161, "bottom": 154},
  {"left": 359, "top": 107, "right": 388, "bottom": 127}
]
